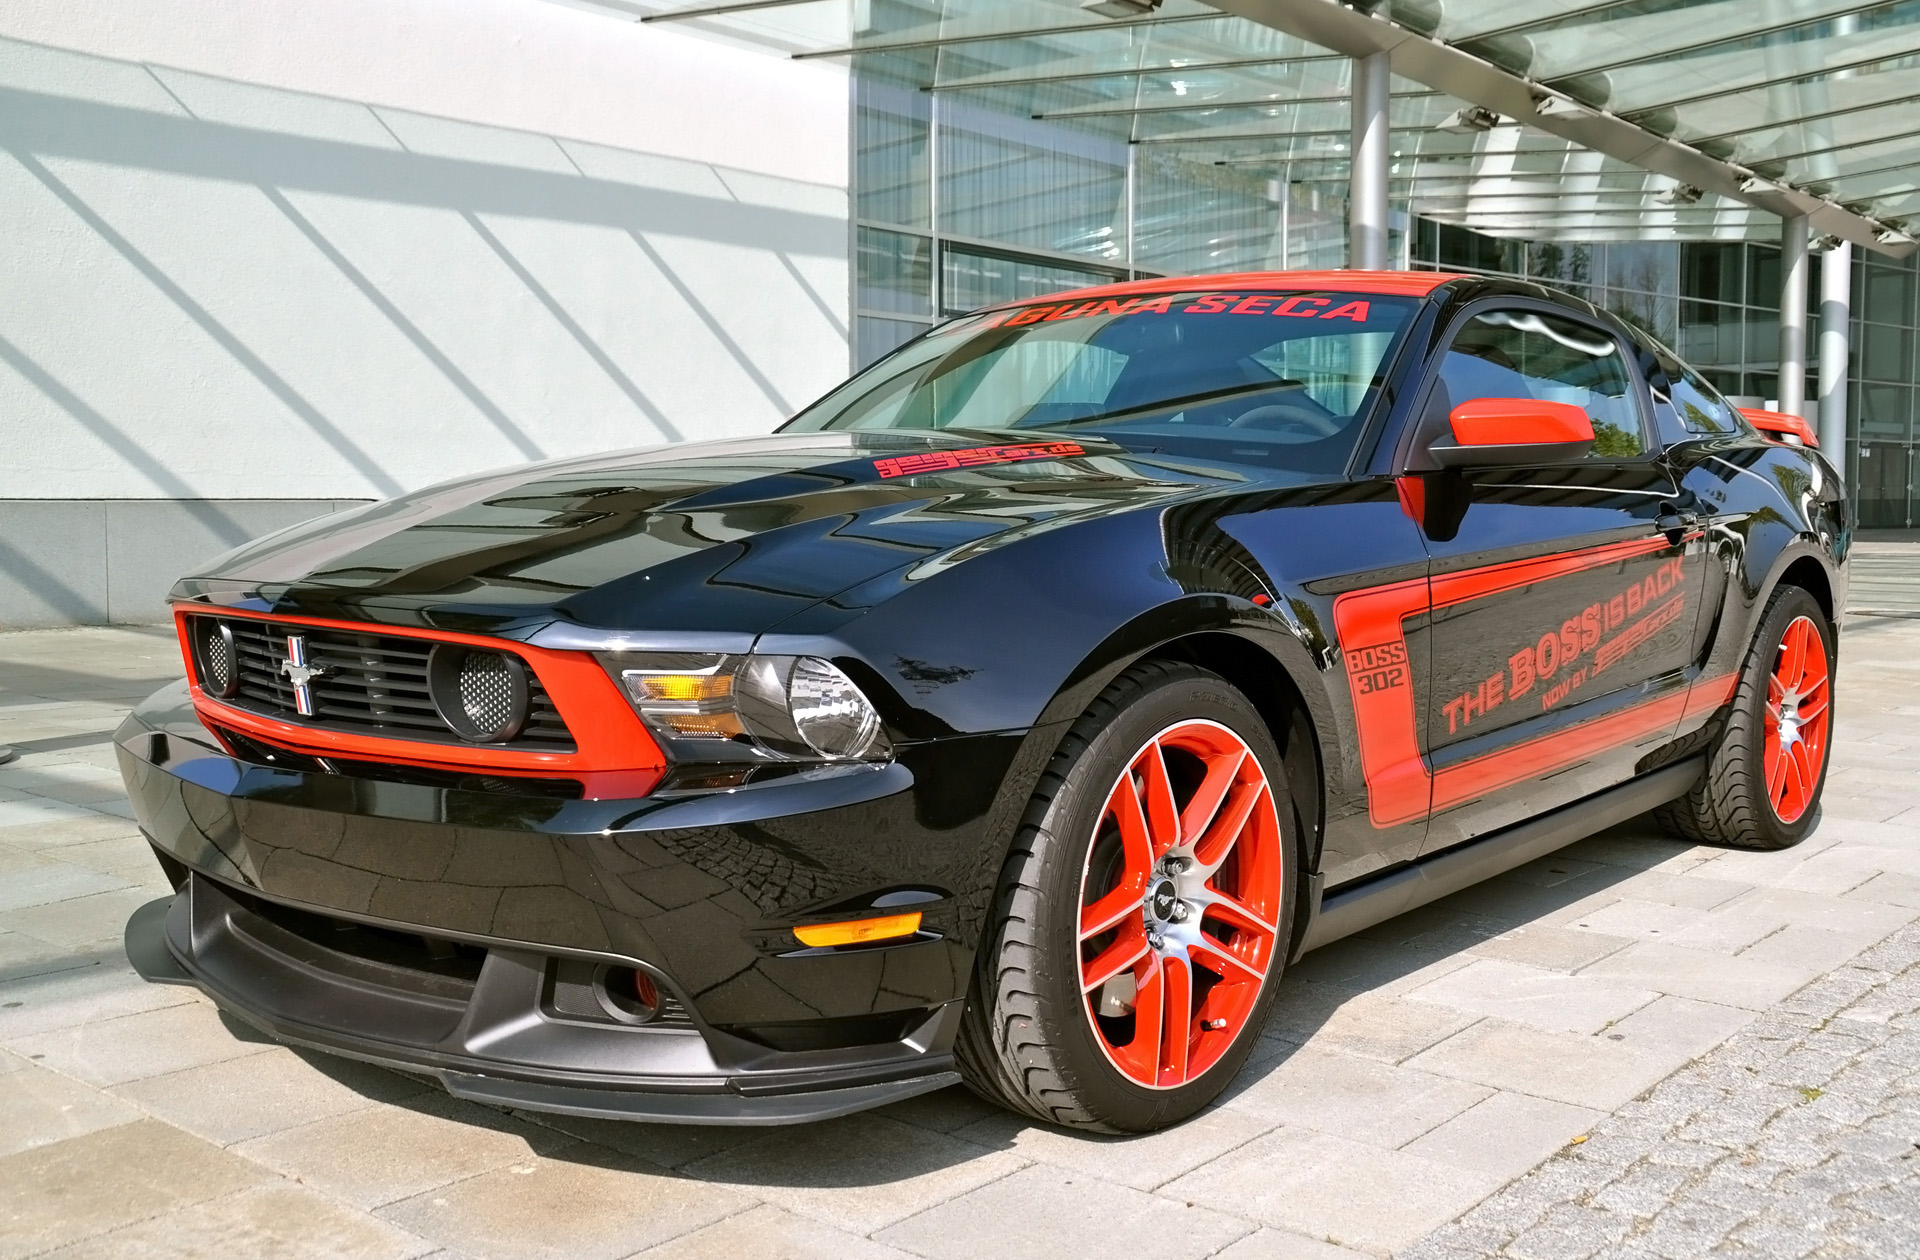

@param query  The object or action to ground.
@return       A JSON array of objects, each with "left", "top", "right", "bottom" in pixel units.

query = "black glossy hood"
[{"left": 176, "top": 431, "right": 1260, "bottom": 637}]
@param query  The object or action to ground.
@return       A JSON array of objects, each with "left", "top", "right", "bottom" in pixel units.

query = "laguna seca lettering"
[
  {"left": 873, "top": 441, "right": 1085, "bottom": 479},
  {"left": 992, "top": 293, "right": 1376, "bottom": 327}
]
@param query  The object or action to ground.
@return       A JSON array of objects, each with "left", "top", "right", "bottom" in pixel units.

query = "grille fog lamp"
[
  {"left": 600, "top": 652, "right": 889, "bottom": 764},
  {"left": 191, "top": 618, "right": 240, "bottom": 699},
  {"left": 427, "top": 645, "right": 531, "bottom": 743}
]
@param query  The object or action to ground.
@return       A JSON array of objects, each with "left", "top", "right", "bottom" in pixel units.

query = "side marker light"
[{"left": 792, "top": 911, "right": 923, "bottom": 948}]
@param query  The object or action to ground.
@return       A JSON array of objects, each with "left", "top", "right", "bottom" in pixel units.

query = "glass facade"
[
  {"left": 850, "top": 47, "right": 1920, "bottom": 529},
  {"left": 851, "top": 56, "right": 1362, "bottom": 366}
]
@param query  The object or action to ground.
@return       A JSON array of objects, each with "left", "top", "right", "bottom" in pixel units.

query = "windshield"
[{"left": 785, "top": 289, "right": 1421, "bottom": 473}]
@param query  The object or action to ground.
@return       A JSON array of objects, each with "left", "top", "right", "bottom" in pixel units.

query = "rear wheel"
[
  {"left": 957, "top": 661, "right": 1295, "bottom": 1132},
  {"left": 1655, "top": 584, "right": 1835, "bottom": 850}
]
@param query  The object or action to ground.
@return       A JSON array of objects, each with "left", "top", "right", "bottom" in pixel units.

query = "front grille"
[{"left": 195, "top": 617, "right": 574, "bottom": 751}]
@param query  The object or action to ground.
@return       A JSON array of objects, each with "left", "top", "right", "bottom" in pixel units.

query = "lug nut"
[{"left": 1169, "top": 902, "right": 1190, "bottom": 923}]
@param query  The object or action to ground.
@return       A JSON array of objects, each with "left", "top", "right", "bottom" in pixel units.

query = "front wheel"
[
  {"left": 957, "top": 661, "right": 1296, "bottom": 1132},
  {"left": 1655, "top": 584, "right": 1835, "bottom": 850}
]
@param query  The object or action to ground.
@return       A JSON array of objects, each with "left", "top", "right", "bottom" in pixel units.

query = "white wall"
[{"left": 0, "top": 0, "right": 852, "bottom": 505}]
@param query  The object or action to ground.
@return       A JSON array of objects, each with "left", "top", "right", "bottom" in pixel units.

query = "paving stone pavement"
[
  {"left": 1, "top": 558, "right": 1918, "bottom": 1259},
  {"left": 1399, "top": 921, "right": 1920, "bottom": 1260}
]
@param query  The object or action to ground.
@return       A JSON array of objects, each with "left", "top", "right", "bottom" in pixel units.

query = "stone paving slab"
[
  {"left": 1400, "top": 922, "right": 1920, "bottom": 1260},
  {"left": 0, "top": 587, "right": 1916, "bottom": 1258}
]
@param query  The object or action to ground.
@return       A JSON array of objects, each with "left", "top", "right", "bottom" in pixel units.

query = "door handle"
[{"left": 1655, "top": 503, "right": 1697, "bottom": 547}]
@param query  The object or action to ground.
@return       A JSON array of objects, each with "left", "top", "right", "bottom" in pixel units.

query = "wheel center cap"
[{"left": 1150, "top": 881, "right": 1178, "bottom": 922}]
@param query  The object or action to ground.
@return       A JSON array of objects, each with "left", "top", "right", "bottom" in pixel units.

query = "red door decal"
[{"left": 1334, "top": 535, "right": 1727, "bottom": 829}]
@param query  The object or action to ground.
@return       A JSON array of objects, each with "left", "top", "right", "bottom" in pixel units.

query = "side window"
[
  {"left": 1654, "top": 352, "right": 1744, "bottom": 436},
  {"left": 1439, "top": 309, "right": 1650, "bottom": 460}
]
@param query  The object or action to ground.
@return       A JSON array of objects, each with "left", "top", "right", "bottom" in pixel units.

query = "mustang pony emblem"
[{"left": 278, "top": 635, "right": 326, "bottom": 716}]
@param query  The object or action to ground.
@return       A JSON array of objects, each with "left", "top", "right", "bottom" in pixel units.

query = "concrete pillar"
[
  {"left": 1349, "top": 51, "right": 1390, "bottom": 271},
  {"left": 1818, "top": 240, "right": 1852, "bottom": 465},
  {"left": 1778, "top": 214, "right": 1811, "bottom": 418}
]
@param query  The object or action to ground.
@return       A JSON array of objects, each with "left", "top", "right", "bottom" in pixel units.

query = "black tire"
[
  {"left": 1654, "top": 584, "right": 1836, "bottom": 850},
  {"left": 955, "top": 660, "right": 1298, "bottom": 1133}
]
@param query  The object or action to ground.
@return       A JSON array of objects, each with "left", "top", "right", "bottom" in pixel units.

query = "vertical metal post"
[
  {"left": 1778, "top": 214, "right": 1811, "bottom": 418},
  {"left": 927, "top": 91, "right": 941, "bottom": 317},
  {"left": 1124, "top": 141, "right": 1137, "bottom": 275},
  {"left": 1349, "top": 51, "right": 1390, "bottom": 271},
  {"left": 1818, "top": 240, "right": 1852, "bottom": 467}
]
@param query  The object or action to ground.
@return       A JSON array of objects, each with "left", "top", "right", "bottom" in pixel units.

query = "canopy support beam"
[
  {"left": 1819, "top": 241, "right": 1853, "bottom": 465},
  {"left": 1779, "top": 215, "right": 1811, "bottom": 419},
  {"left": 1350, "top": 51, "right": 1390, "bottom": 270}
]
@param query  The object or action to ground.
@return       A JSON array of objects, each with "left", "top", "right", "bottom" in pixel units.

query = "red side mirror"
[
  {"left": 1738, "top": 408, "right": 1818, "bottom": 447},
  {"left": 1430, "top": 398, "right": 1596, "bottom": 467}
]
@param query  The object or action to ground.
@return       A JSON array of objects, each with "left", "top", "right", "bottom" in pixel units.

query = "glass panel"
[
  {"left": 856, "top": 227, "right": 934, "bottom": 316},
  {"left": 855, "top": 69, "right": 931, "bottom": 228},
  {"left": 1438, "top": 309, "right": 1648, "bottom": 460},
  {"left": 1682, "top": 244, "right": 1744, "bottom": 306},
  {"left": 1132, "top": 153, "right": 1283, "bottom": 275},
  {"left": 1526, "top": 242, "right": 1595, "bottom": 290},
  {"left": 1745, "top": 315, "right": 1781, "bottom": 373},
  {"left": 1863, "top": 265, "right": 1916, "bottom": 328},
  {"left": 1605, "top": 289, "right": 1678, "bottom": 348},
  {"left": 1604, "top": 243, "right": 1678, "bottom": 298},
  {"left": 1651, "top": 62, "right": 1920, "bottom": 151},
  {"left": 1699, "top": 368, "right": 1745, "bottom": 397},
  {"left": 1747, "top": 245, "right": 1781, "bottom": 310},
  {"left": 1852, "top": 442, "right": 1912, "bottom": 529},
  {"left": 1737, "top": 373, "right": 1778, "bottom": 406},
  {"left": 1676, "top": 301, "right": 1743, "bottom": 369},
  {"left": 1564, "top": 3, "right": 1920, "bottom": 116},
  {"left": 937, "top": 100, "right": 1128, "bottom": 260},
  {"left": 939, "top": 244, "right": 1117, "bottom": 316},
  {"left": 855, "top": 316, "right": 928, "bottom": 370},
  {"left": 1470, "top": 0, "right": 1871, "bottom": 86},
  {"left": 1432, "top": 223, "right": 1521, "bottom": 273},
  {"left": 1863, "top": 324, "right": 1915, "bottom": 383},
  {"left": 1859, "top": 383, "right": 1913, "bottom": 442}
]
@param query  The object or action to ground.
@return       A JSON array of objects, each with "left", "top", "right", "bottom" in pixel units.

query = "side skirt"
[{"left": 1298, "top": 758, "right": 1704, "bottom": 954}]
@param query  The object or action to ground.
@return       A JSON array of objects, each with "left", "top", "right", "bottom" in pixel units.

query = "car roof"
[{"left": 988, "top": 269, "right": 1464, "bottom": 311}]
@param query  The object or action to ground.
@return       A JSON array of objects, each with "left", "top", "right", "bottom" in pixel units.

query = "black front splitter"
[{"left": 123, "top": 894, "right": 962, "bottom": 1127}]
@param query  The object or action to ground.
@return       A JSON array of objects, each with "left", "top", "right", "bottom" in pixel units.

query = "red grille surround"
[{"left": 174, "top": 606, "right": 665, "bottom": 800}]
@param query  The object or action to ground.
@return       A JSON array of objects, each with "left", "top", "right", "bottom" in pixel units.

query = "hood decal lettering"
[{"left": 874, "top": 442, "right": 1086, "bottom": 480}]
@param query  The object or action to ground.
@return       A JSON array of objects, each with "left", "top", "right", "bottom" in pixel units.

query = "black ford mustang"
[{"left": 118, "top": 270, "right": 1847, "bottom": 1133}]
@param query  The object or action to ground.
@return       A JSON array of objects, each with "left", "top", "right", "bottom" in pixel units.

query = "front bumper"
[{"left": 116, "top": 682, "right": 1040, "bottom": 1123}]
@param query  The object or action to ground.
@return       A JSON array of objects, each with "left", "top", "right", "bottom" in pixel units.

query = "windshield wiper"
[{"left": 1018, "top": 379, "right": 1302, "bottom": 430}]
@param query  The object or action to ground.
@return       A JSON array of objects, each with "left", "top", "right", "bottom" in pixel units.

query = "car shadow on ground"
[{"left": 203, "top": 813, "right": 1723, "bottom": 1190}]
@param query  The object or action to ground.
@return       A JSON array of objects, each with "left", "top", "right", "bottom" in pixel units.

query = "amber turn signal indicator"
[{"left": 792, "top": 911, "right": 922, "bottom": 948}]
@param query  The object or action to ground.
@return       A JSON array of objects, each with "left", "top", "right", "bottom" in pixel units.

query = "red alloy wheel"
[
  {"left": 1763, "top": 615, "right": 1831, "bottom": 825},
  {"left": 1076, "top": 720, "right": 1283, "bottom": 1089}
]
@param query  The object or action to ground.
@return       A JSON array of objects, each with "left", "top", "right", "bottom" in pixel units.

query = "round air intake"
[
  {"left": 193, "top": 620, "right": 240, "bottom": 699},
  {"left": 593, "top": 965, "right": 661, "bottom": 1024},
  {"left": 427, "top": 645, "right": 530, "bottom": 743}
]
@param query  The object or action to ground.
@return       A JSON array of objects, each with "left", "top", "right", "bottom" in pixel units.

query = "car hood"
[{"left": 175, "top": 430, "right": 1267, "bottom": 637}]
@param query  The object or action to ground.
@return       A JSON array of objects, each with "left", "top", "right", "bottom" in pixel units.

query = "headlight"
[{"left": 599, "top": 652, "right": 890, "bottom": 764}]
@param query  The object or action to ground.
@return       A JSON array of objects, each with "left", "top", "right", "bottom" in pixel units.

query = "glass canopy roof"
[{"left": 599, "top": 0, "right": 1920, "bottom": 256}]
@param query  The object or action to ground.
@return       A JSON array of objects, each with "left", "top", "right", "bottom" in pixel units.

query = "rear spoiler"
[{"left": 1737, "top": 408, "right": 1818, "bottom": 448}]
